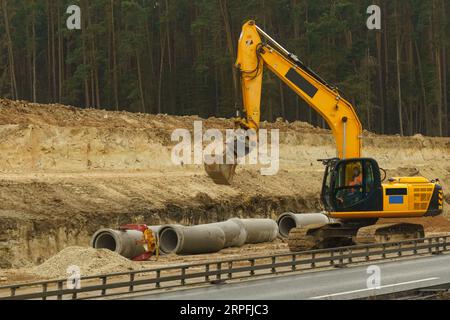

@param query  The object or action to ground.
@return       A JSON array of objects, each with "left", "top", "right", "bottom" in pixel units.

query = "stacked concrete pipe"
[
  {"left": 91, "top": 218, "right": 278, "bottom": 257},
  {"left": 276, "top": 212, "right": 335, "bottom": 238},
  {"left": 158, "top": 218, "right": 278, "bottom": 255}
]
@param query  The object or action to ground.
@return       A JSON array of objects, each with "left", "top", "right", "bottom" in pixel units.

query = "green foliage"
[{"left": 0, "top": 0, "right": 448, "bottom": 136}]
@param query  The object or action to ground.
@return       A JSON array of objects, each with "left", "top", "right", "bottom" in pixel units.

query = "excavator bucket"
[{"left": 205, "top": 163, "right": 237, "bottom": 185}]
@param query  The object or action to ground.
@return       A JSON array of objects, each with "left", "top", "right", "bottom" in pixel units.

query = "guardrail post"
[
  {"left": 365, "top": 247, "right": 370, "bottom": 261},
  {"left": 10, "top": 287, "right": 17, "bottom": 298},
  {"left": 101, "top": 277, "right": 107, "bottom": 296},
  {"left": 432, "top": 237, "right": 443, "bottom": 255},
  {"left": 292, "top": 255, "right": 296, "bottom": 271},
  {"left": 42, "top": 283, "right": 47, "bottom": 301},
  {"left": 129, "top": 274, "right": 135, "bottom": 292},
  {"left": 348, "top": 249, "right": 353, "bottom": 263},
  {"left": 271, "top": 257, "right": 276, "bottom": 274},
  {"left": 57, "top": 281, "right": 63, "bottom": 300},
  {"left": 382, "top": 244, "right": 386, "bottom": 259},
  {"left": 311, "top": 253, "right": 316, "bottom": 268},
  {"left": 428, "top": 238, "right": 433, "bottom": 253},
  {"left": 228, "top": 262, "right": 233, "bottom": 279},
  {"left": 250, "top": 259, "right": 255, "bottom": 276},
  {"left": 216, "top": 263, "right": 222, "bottom": 280},
  {"left": 414, "top": 240, "right": 418, "bottom": 255},
  {"left": 205, "top": 264, "right": 210, "bottom": 282},
  {"left": 339, "top": 249, "right": 344, "bottom": 266},
  {"left": 181, "top": 267, "right": 186, "bottom": 286},
  {"left": 398, "top": 243, "right": 402, "bottom": 257},
  {"left": 330, "top": 251, "right": 335, "bottom": 266},
  {"left": 156, "top": 270, "right": 161, "bottom": 288}
]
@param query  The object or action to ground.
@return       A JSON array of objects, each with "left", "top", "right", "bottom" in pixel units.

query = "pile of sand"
[{"left": 31, "top": 246, "right": 141, "bottom": 279}]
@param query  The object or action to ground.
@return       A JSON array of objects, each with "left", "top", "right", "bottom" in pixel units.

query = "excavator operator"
[
  {"left": 345, "top": 165, "right": 363, "bottom": 205},
  {"left": 336, "top": 164, "right": 363, "bottom": 208},
  {"left": 349, "top": 167, "right": 363, "bottom": 189}
]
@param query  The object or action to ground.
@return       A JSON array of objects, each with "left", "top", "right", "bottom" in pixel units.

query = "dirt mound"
[
  {"left": 31, "top": 246, "right": 139, "bottom": 279},
  {"left": 0, "top": 98, "right": 330, "bottom": 133}
]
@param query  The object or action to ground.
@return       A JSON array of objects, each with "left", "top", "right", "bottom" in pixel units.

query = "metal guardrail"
[{"left": 1, "top": 235, "right": 449, "bottom": 300}]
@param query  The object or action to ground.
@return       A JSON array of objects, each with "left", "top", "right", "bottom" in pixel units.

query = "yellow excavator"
[{"left": 205, "top": 21, "right": 444, "bottom": 250}]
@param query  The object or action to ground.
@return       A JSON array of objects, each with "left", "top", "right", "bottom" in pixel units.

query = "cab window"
[
  {"left": 334, "top": 161, "right": 363, "bottom": 189},
  {"left": 365, "top": 161, "right": 375, "bottom": 193},
  {"left": 334, "top": 160, "right": 372, "bottom": 209}
]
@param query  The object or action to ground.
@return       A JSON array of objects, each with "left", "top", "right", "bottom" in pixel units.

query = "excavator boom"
[
  {"left": 237, "top": 21, "right": 362, "bottom": 159},
  {"left": 205, "top": 21, "right": 362, "bottom": 184}
]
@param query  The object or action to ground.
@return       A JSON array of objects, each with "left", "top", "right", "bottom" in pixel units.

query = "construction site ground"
[{"left": 0, "top": 98, "right": 449, "bottom": 285}]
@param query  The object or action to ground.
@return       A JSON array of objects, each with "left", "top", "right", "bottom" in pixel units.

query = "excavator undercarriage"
[{"left": 287, "top": 220, "right": 425, "bottom": 252}]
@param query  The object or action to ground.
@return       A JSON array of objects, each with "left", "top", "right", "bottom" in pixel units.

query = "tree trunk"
[
  {"left": 395, "top": 3, "right": 404, "bottom": 136},
  {"left": 440, "top": 0, "right": 448, "bottom": 135},
  {"left": 50, "top": 0, "right": 56, "bottom": 102},
  {"left": 376, "top": 31, "right": 385, "bottom": 133},
  {"left": 414, "top": 41, "right": 427, "bottom": 135},
  {"left": 219, "top": 0, "right": 239, "bottom": 114},
  {"left": 442, "top": 46, "right": 448, "bottom": 136},
  {"left": 81, "top": 1, "right": 90, "bottom": 108},
  {"left": 57, "top": 2, "right": 62, "bottom": 102},
  {"left": 305, "top": 3, "right": 312, "bottom": 124},
  {"left": 110, "top": 0, "right": 119, "bottom": 110},
  {"left": 158, "top": 35, "right": 166, "bottom": 114},
  {"left": 279, "top": 81, "right": 285, "bottom": 119},
  {"left": 31, "top": 0, "right": 37, "bottom": 102},
  {"left": 165, "top": 0, "right": 172, "bottom": 73},
  {"left": 2, "top": 0, "right": 18, "bottom": 99},
  {"left": 436, "top": 47, "right": 443, "bottom": 137},
  {"left": 382, "top": 0, "right": 389, "bottom": 132},
  {"left": 136, "top": 50, "right": 145, "bottom": 113}
]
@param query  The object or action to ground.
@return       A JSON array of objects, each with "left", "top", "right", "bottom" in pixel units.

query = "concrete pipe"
[
  {"left": 239, "top": 219, "right": 278, "bottom": 244},
  {"left": 277, "top": 212, "right": 333, "bottom": 238},
  {"left": 210, "top": 219, "right": 247, "bottom": 247},
  {"left": 91, "top": 228, "right": 147, "bottom": 259},
  {"left": 158, "top": 224, "right": 226, "bottom": 255},
  {"left": 158, "top": 218, "right": 278, "bottom": 255}
]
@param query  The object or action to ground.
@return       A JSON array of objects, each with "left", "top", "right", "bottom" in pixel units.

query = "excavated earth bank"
[{"left": 0, "top": 98, "right": 449, "bottom": 281}]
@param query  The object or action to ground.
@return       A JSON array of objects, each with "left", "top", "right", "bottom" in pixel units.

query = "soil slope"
[{"left": 0, "top": 98, "right": 449, "bottom": 270}]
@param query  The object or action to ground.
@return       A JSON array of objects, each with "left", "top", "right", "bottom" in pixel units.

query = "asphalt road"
[{"left": 129, "top": 254, "right": 450, "bottom": 300}]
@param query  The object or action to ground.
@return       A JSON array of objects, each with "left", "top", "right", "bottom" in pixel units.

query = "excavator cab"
[{"left": 321, "top": 158, "right": 383, "bottom": 213}]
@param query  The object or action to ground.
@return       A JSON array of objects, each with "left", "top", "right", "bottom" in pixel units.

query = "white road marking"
[{"left": 310, "top": 277, "right": 440, "bottom": 299}]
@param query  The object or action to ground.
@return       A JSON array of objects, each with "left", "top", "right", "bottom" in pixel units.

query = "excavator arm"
[
  {"left": 236, "top": 20, "right": 362, "bottom": 158},
  {"left": 206, "top": 20, "right": 362, "bottom": 184}
]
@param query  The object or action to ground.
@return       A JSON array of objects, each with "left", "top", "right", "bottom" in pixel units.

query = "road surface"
[{"left": 128, "top": 254, "right": 450, "bottom": 300}]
